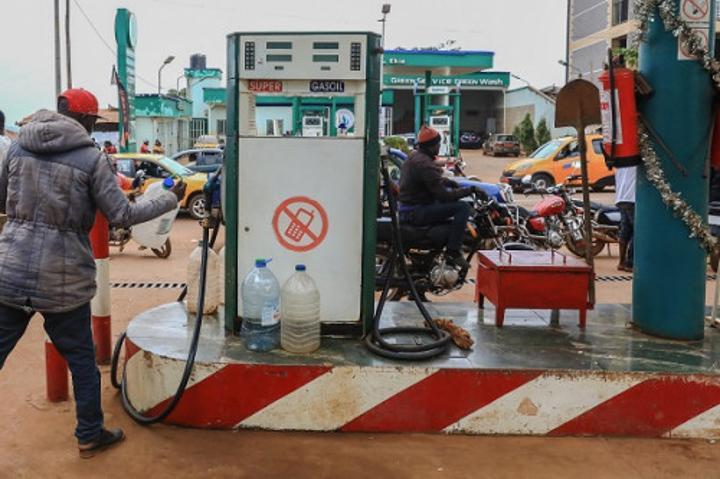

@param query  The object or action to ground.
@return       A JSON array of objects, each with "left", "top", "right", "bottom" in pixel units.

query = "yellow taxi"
[
  {"left": 500, "top": 134, "right": 615, "bottom": 192},
  {"left": 112, "top": 153, "right": 209, "bottom": 220},
  {"left": 193, "top": 135, "right": 221, "bottom": 149}
]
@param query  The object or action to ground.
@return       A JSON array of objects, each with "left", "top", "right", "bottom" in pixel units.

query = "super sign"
[{"left": 248, "top": 80, "right": 283, "bottom": 93}]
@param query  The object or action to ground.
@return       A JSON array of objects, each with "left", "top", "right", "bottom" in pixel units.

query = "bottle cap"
[
  {"left": 295, "top": 264, "right": 306, "bottom": 272},
  {"left": 162, "top": 177, "right": 174, "bottom": 189},
  {"left": 255, "top": 258, "right": 267, "bottom": 268}
]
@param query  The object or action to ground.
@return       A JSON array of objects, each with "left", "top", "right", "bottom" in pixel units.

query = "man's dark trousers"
[
  {"left": 402, "top": 201, "right": 470, "bottom": 252},
  {"left": 0, "top": 303, "right": 103, "bottom": 442}
]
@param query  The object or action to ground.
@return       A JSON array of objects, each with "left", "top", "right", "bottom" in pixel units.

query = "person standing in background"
[{"left": 615, "top": 166, "right": 636, "bottom": 272}]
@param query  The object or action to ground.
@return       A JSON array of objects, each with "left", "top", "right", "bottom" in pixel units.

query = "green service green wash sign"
[{"left": 384, "top": 72, "right": 510, "bottom": 89}]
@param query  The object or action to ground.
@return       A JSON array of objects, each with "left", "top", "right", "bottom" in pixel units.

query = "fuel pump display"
[{"left": 225, "top": 32, "right": 381, "bottom": 335}]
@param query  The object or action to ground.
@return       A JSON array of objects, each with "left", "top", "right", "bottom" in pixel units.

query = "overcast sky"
[{"left": 1, "top": 0, "right": 568, "bottom": 126}]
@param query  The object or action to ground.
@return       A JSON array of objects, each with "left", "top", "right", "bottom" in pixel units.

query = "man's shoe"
[
  {"left": 78, "top": 428, "right": 125, "bottom": 458},
  {"left": 447, "top": 251, "right": 470, "bottom": 272}
]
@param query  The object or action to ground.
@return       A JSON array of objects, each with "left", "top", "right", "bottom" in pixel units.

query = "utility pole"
[
  {"left": 65, "top": 0, "right": 72, "bottom": 89},
  {"left": 54, "top": 0, "right": 62, "bottom": 97}
]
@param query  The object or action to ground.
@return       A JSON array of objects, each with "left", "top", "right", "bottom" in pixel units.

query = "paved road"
[{"left": 1, "top": 153, "right": 719, "bottom": 478}]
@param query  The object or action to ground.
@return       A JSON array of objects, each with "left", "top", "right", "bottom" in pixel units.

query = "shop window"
[{"left": 612, "top": 0, "right": 629, "bottom": 26}]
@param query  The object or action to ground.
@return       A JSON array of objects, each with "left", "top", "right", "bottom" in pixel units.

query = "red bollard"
[
  {"left": 45, "top": 337, "right": 69, "bottom": 402},
  {"left": 89, "top": 212, "right": 111, "bottom": 364}
]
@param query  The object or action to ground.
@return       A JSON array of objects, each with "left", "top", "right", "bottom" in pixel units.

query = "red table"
[{"left": 475, "top": 250, "right": 593, "bottom": 328}]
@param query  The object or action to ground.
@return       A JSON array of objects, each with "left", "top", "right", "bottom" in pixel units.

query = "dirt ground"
[{"left": 1, "top": 150, "right": 720, "bottom": 478}]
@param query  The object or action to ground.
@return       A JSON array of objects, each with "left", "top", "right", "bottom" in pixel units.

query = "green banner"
[
  {"left": 114, "top": 8, "right": 137, "bottom": 152},
  {"left": 384, "top": 72, "right": 510, "bottom": 89}
]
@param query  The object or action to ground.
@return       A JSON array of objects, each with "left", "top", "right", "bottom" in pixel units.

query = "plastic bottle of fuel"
[
  {"left": 281, "top": 265, "right": 321, "bottom": 354},
  {"left": 218, "top": 246, "right": 225, "bottom": 305},
  {"left": 186, "top": 240, "right": 220, "bottom": 315},
  {"left": 241, "top": 259, "right": 281, "bottom": 352},
  {"left": 133, "top": 177, "right": 180, "bottom": 249}
]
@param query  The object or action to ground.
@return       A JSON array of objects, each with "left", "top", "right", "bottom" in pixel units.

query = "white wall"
[
  {"left": 207, "top": 105, "right": 228, "bottom": 138},
  {"left": 135, "top": 117, "right": 187, "bottom": 155}
]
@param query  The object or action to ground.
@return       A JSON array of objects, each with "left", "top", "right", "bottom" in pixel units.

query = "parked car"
[
  {"left": 459, "top": 131, "right": 483, "bottom": 149},
  {"left": 483, "top": 134, "right": 521, "bottom": 157},
  {"left": 395, "top": 132, "right": 416, "bottom": 149},
  {"left": 500, "top": 134, "right": 615, "bottom": 192},
  {"left": 193, "top": 134, "right": 221, "bottom": 149},
  {"left": 171, "top": 148, "right": 224, "bottom": 173},
  {"left": 112, "top": 153, "right": 210, "bottom": 220}
]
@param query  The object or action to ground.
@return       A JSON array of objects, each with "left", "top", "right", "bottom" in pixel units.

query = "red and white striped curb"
[
  {"left": 123, "top": 339, "right": 720, "bottom": 438},
  {"left": 89, "top": 212, "right": 111, "bottom": 363}
]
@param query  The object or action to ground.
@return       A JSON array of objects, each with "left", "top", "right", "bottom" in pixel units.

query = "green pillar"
[
  {"left": 633, "top": 1, "right": 715, "bottom": 340},
  {"left": 329, "top": 98, "right": 338, "bottom": 136},
  {"left": 224, "top": 34, "right": 240, "bottom": 332},
  {"left": 413, "top": 91, "right": 422, "bottom": 133},
  {"left": 452, "top": 90, "right": 461, "bottom": 155},
  {"left": 291, "top": 97, "right": 301, "bottom": 135}
]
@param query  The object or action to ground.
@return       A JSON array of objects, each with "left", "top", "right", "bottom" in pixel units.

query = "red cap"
[
  {"left": 58, "top": 88, "right": 103, "bottom": 118},
  {"left": 417, "top": 125, "right": 440, "bottom": 144}
]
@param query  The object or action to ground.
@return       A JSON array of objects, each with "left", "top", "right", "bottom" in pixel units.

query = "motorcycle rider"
[
  {"left": 398, "top": 125, "right": 481, "bottom": 270},
  {"left": 0, "top": 88, "right": 186, "bottom": 457}
]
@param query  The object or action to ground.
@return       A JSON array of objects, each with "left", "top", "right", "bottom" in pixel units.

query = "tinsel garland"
[
  {"left": 632, "top": 0, "right": 718, "bottom": 254},
  {"left": 638, "top": 124, "right": 717, "bottom": 252},
  {"left": 634, "top": 0, "right": 720, "bottom": 88}
]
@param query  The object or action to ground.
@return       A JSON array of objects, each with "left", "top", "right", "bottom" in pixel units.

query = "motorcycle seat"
[{"left": 376, "top": 217, "right": 451, "bottom": 248}]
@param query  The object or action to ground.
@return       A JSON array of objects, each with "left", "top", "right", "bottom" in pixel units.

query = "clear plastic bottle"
[
  {"left": 186, "top": 240, "right": 220, "bottom": 315},
  {"left": 281, "top": 265, "right": 321, "bottom": 353},
  {"left": 133, "top": 177, "right": 180, "bottom": 249},
  {"left": 218, "top": 246, "right": 225, "bottom": 305},
  {"left": 241, "top": 259, "right": 281, "bottom": 352}
]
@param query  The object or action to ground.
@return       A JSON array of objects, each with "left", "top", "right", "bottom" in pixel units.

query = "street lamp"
[
  {"left": 558, "top": 59, "right": 583, "bottom": 79},
  {"left": 157, "top": 55, "right": 175, "bottom": 95},
  {"left": 379, "top": 4, "right": 391, "bottom": 53}
]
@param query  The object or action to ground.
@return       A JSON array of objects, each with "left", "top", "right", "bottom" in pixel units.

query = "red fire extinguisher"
[
  {"left": 599, "top": 53, "right": 641, "bottom": 168},
  {"left": 711, "top": 105, "right": 720, "bottom": 169}
]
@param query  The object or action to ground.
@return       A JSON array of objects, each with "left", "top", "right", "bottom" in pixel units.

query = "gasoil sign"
[{"left": 310, "top": 80, "right": 345, "bottom": 93}]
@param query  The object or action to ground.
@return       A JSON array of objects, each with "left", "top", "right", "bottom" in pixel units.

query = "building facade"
[
  {"left": 568, "top": 0, "right": 720, "bottom": 84},
  {"left": 382, "top": 50, "right": 510, "bottom": 137},
  {"left": 135, "top": 94, "right": 192, "bottom": 155}
]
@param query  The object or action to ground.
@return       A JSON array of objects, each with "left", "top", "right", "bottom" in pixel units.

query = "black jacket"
[{"left": 398, "top": 149, "right": 472, "bottom": 205}]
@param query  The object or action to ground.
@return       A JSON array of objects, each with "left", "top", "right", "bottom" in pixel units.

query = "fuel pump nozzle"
[{"left": 202, "top": 167, "right": 223, "bottom": 230}]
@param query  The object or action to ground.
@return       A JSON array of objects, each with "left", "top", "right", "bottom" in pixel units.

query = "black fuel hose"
[
  {"left": 365, "top": 156, "right": 452, "bottom": 360},
  {"left": 110, "top": 217, "right": 212, "bottom": 424},
  {"left": 176, "top": 222, "right": 220, "bottom": 303}
]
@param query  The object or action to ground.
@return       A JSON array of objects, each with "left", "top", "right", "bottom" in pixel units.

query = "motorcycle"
[
  {"left": 109, "top": 171, "right": 173, "bottom": 259},
  {"left": 375, "top": 153, "right": 530, "bottom": 300},
  {"left": 516, "top": 178, "right": 607, "bottom": 258}
]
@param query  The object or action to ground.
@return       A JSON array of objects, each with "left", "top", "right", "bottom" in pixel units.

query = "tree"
[
  {"left": 517, "top": 113, "right": 538, "bottom": 154},
  {"left": 536, "top": 118, "right": 551, "bottom": 146}
]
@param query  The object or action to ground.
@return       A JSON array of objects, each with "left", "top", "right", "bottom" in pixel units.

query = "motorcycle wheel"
[
  {"left": 151, "top": 239, "right": 172, "bottom": 259},
  {"left": 566, "top": 236, "right": 606, "bottom": 258}
]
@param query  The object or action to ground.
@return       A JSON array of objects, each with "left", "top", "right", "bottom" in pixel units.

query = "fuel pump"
[
  {"left": 428, "top": 114, "right": 452, "bottom": 156},
  {"left": 224, "top": 32, "right": 382, "bottom": 336},
  {"left": 599, "top": 55, "right": 641, "bottom": 169},
  {"left": 302, "top": 115, "right": 325, "bottom": 137}
]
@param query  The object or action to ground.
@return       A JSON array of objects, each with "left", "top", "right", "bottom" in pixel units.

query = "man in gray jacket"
[{"left": 0, "top": 88, "right": 185, "bottom": 457}]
